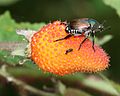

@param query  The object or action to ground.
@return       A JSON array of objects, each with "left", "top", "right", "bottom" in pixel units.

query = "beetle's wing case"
[{"left": 70, "top": 19, "right": 90, "bottom": 32}]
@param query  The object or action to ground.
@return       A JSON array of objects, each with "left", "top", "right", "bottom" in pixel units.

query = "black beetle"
[{"left": 54, "top": 18, "right": 110, "bottom": 53}]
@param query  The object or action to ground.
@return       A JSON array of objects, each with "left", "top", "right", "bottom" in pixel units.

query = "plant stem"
[
  {"left": 0, "top": 42, "right": 26, "bottom": 51},
  {"left": 0, "top": 65, "right": 58, "bottom": 96}
]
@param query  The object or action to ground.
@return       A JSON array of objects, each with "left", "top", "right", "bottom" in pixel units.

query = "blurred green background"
[{"left": 0, "top": 0, "right": 120, "bottom": 96}]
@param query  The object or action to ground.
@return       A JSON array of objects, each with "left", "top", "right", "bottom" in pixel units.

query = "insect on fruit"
[
  {"left": 30, "top": 20, "right": 110, "bottom": 75},
  {"left": 54, "top": 18, "right": 110, "bottom": 53}
]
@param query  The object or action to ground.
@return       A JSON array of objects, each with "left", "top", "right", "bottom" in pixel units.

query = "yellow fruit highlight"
[{"left": 31, "top": 21, "right": 110, "bottom": 76}]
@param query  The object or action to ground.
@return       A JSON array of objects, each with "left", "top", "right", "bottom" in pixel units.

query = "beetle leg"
[
  {"left": 54, "top": 34, "right": 72, "bottom": 42},
  {"left": 92, "top": 38, "right": 95, "bottom": 52},
  {"left": 91, "top": 32, "right": 95, "bottom": 52},
  {"left": 78, "top": 37, "right": 88, "bottom": 50},
  {"left": 60, "top": 21, "right": 67, "bottom": 25},
  {"left": 65, "top": 48, "right": 73, "bottom": 54}
]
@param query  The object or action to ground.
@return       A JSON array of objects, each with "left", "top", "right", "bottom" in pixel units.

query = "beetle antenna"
[
  {"left": 100, "top": 20, "right": 111, "bottom": 32},
  {"left": 103, "top": 26, "right": 111, "bottom": 31},
  {"left": 101, "top": 20, "right": 106, "bottom": 25}
]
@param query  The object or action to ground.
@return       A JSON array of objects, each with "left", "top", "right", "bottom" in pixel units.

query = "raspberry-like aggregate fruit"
[{"left": 31, "top": 21, "right": 110, "bottom": 76}]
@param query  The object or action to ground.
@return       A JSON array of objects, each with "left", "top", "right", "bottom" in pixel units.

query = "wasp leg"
[
  {"left": 78, "top": 37, "right": 88, "bottom": 50},
  {"left": 54, "top": 34, "right": 72, "bottom": 42},
  {"left": 65, "top": 48, "right": 73, "bottom": 54}
]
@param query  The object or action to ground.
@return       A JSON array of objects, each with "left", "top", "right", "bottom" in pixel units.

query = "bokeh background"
[{"left": 0, "top": 0, "right": 120, "bottom": 96}]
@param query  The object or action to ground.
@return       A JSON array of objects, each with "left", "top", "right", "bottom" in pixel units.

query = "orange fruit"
[{"left": 31, "top": 21, "right": 110, "bottom": 76}]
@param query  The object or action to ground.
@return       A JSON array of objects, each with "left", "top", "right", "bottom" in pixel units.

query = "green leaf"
[
  {"left": 64, "top": 88, "right": 92, "bottom": 96},
  {"left": 96, "top": 35, "right": 113, "bottom": 45},
  {"left": 82, "top": 75, "right": 119, "bottom": 96},
  {"left": 0, "top": 50, "right": 25, "bottom": 66},
  {"left": 103, "top": 0, "right": 120, "bottom": 17},
  {"left": 0, "top": 11, "right": 45, "bottom": 71},
  {"left": 56, "top": 81, "right": 66, "bottom": 95},
  {"left": 0, "top": 11, "right": 45, "bottom": 42},
  {"left": 0, "top": 0, "right": 19, "bottom": 6},
  {"left": 0, "top": 11, "right": 19, "bottom": 41}
]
